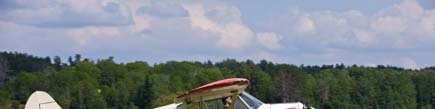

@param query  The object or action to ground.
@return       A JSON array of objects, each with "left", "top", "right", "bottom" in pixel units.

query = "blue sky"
[{"left": 0, "top": 0, "right": 434, "bottom": 69}]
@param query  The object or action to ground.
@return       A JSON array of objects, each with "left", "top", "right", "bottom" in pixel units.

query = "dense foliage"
[{"left": 0, "top": 51, "right": 434, "bottom": 109}]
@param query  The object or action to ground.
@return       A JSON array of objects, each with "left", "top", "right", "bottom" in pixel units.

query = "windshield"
[{"left": 239, "top": 91, "right": 263, "bottom": 108}]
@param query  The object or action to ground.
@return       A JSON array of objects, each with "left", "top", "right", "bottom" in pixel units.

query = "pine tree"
[
  {"left": 54, "top": 56, "right": 62, "bottom": 70},
  {"left": 135, "top": 76, "right": 154, "bottom": 109}
]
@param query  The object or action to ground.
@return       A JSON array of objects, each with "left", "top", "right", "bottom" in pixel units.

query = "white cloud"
[
  {"left": 65, "top": 26, "right": 124, "bottom": 51},
  {"left": 129, "top": 13, "right": 152, "bottom": 33},
  {"left": 286, "top": 0, "right": 435, "bottom": 50},
  {"left": 0, "top": 20, "right": 77, "bottom": 55},
  {"left": 380, "top": 57, "right": 419, "bottom": 69},
  {"left": 1, "top": 0, "right": 434, "bottom": 69},
  {"left": 401, "top": 58, "right": 418, "bottom": 69},
  {"left": 183, "top": 4, "right": 216, "bottom": 31},
  {"left": 218, "top": 22, "right": 254, "bottom": 49},
  {"left": 377, "top": 0, "right": 424, "bottom": 19},
  {"left": 0, "top": 0, "right": 133, "bottom": 27},
  {"left": 352, "top": 29, "right": 374, "bottom": 46},
  {"left": 370, "top": 16, "right": 406, "bottom": 35},
  {"left": 421, "top": 10, "right": 435, "bottom": 36},
  {"left": 256, "top": 32, "right": 283, "bottom": 50},
  {"left": 266, "top": 0, "right": 435, "bottom": 68},
  {"left": 183, "top": 4, "right": 254, "bottom": 49},
  {"left": 368, "top": 0, "right": 434, "bottom": 48},
  {"left": 295, "top": 15, "right": 315, "bottom": 33},
  {"left": 136, "top": 2, "right": 188, "bottom": 18},
  {"left": 398, "top": 0, "right": 424, "bottom": 18},
  {"left": 125, "top": 0, "right": 152, "bottom": 33}
]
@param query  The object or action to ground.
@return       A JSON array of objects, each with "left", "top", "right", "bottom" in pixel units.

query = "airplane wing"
[{"left": 175, "top": 78, "right": 249, "bottom": 103}]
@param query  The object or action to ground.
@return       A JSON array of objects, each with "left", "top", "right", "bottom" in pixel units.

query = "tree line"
[{"left": 0, "top": 51, "right": 434, "bottom": 109}]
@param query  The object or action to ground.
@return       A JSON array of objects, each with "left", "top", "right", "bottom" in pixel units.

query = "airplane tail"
[{"left": 25, "top": 91, "right": 62, "bottom": 109}]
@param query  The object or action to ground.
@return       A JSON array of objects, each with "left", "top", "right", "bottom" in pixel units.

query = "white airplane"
[
  {"left": 24, "top": 78, "right": 314, "bottom": 109},
  {"left": 25, "top": 91, "right": 62, "bottom": 109},
  {"left": 155, "top": 78, "right": 314, "bottom": 109}
]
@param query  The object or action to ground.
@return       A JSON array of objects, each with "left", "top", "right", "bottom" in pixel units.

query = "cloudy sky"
[{"left": 1, "top": 0, "right": 434, "bottom": 69}]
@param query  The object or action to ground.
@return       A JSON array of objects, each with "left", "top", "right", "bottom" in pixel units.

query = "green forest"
[{"left": 0, "top": 51, "right": 434, "bottom": 109}]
